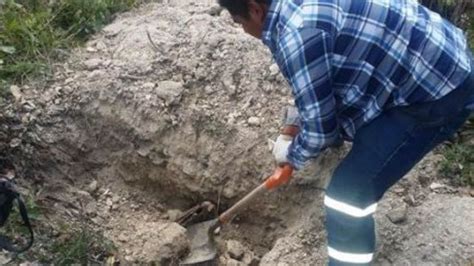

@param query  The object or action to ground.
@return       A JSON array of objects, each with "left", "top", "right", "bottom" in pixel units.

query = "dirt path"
[{"left": 4, "top": 1, "right": 474, "bottom": 264}]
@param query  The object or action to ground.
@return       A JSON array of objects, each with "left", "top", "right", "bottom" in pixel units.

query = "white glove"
[{"left": 271, "top": 134, "right": 293, "bottom": 165}]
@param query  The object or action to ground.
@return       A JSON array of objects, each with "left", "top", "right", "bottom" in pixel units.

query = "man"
[{"left": 218, "top": 0, "right": 474, "bottom": 265}]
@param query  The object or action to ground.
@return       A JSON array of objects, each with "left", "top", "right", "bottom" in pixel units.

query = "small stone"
[
  {"left": 84, "top": 58, "right": 102, "bottom": 71},
  {"left": 269, "top": 63, "right": 280, "bottom": 76},
  {"left": 387, "top": 204, "right": 408, "bottom": 224},
  {"left": 430, "top": 182, "right": 445, "bottom": 191},
  {"left": 166, "top": 209, "right": 183, "bottom": 221},
  {"left": 117, "top": 232, "right": 130, "bottom": 242},
  {"left": 85, "top": 201, "right": 97, "bottom": 216},
  {"left": 393, "top": 188, "right": 405, "bottom": 195},
  {"left": 156, "top": 80, "right": 184, "bottom": 104},
  {"left": 87, "top": 69, "right": 104, "bottom": 79},
  {"left": 112, "top": 195, "right": 120, "bottom": 204},
  {"left": 227, "top": 240, "right": 245, "bottom": 261},
  {"left": 96, "top": 41, "right": 107, "bottom": 51},
  {"left": 86, "top": 46, "right": 97, "bottom": 53},
  {"left": 106, "top": 198, "right": 113, "bottom": 207},
  {"left": 206, "top": 5, "right": 223, "bottom": 16},
  {"left": 247, "top": 117, "right": 260, "bottom": 126},
  {"left": 10, "top": 85, "right": 22, "bottom": 102},
  {"left": 9, "top": 138, "right": 21, "bottom": 148},
  {"left": 76, "top": 190, "right": 92, "bottom": 198},
  {"left": 142, "top": 82, "right": 156, "bottom": 89},
  {"left": 87, "top": 180, "right": 98, "bottom": 193}
]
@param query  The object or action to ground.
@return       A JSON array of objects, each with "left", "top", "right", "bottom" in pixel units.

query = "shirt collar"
[{"left": 261, "top": 0, "right": 282, "bottom": 49}]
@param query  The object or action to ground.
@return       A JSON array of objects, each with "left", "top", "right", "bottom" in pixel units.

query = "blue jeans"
[{"left": 325, "top": 68, "right": 474, "bottom": 265}]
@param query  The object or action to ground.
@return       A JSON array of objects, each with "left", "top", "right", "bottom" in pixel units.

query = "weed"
[
  {"left": 51, "top": 225, "right": 116, "bottom": 265},
  {"left": 0, "top": 193, "right": 39, "bottom": 251},
  {"left": 0, "top": 0, "right": 136, "bottom": 90},
  {"left": 420, "top": 0, "right": 471, "bottom": 26},
  {"left": 440, "top": 142, "right": 474, "bottom": 187}
]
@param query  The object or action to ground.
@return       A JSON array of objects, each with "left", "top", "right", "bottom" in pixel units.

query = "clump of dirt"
[{"left": 3, "top": 0, "right": 474, "bottom": 265}]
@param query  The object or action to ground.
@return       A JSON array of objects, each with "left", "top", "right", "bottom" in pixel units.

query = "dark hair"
[{"left": 218, "top": 0, "right": 270, "bottom": 18}]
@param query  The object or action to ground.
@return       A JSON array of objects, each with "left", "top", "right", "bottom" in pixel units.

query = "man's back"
[{"left": 263, "top": 0, "right": 471, "bottom": 139}]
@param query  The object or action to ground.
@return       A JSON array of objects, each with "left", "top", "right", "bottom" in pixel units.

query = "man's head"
[{"left": 218, "top": 0, "right": 270, "bottom": 39}]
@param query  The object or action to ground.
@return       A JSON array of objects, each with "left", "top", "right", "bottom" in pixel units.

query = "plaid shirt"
[{"left": 262, "top": 0, "right": 471, "bottom": 169}]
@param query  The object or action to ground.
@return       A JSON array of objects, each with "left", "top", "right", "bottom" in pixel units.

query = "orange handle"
[
  {"left": 218, "top": 165, "right": 294, "bottom": 225},
  {"left": 264, "top": 164, "right": 294, "bottom": 190}
]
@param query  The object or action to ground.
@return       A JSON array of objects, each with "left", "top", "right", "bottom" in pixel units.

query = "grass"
[
  {"left": 0, "top": 194, "right": 115, "bottom": 264},
  {"left": 420, "top": 0, "right": 471, "bottom": 26},
  {"left": 440, "top": 142, "right": 474, "bottom": 186},
  {"left": 0, "top": 0, "right": 137, "bottom": 95},
  {"left": 0, "top": 194, "right": 40, "bottom": 250},
  {"left": 51, "top": 225, "right": 116, "bottom": 265}
]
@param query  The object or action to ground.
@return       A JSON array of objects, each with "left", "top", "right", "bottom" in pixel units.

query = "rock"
[
  {"left": 87, "top": 69, "right": 105, "bottom": 79},
  {"left": 134, "top": 222, "right": 189, "bottom": 264},
  {"left": 156, "top": 80, "right": 184, "bottom": 104},
  {"left": 10, "top": 85, "right": 22, "bottom": 102},
  {"left": 269, "top": 63, "right": 280, "bottom": 76},
  {"left": 85, "top": 201, "right": 97, "bottom": 216},
  {"left": 430, "top": 182, "right": 445, "bottom": 191},
  {"left": 227, "top": 240, "right": 245, "bottom": 261},
  {"left": 0, "top": 253, "right": 11, "bottom": 264},
  {"left": 112, "top": 195, "right": 120, "bottom": 204},
  {"left": 84, "top": 58, "right": 103, "bottom": 71},
  {"left": 9, "top": 138, "right": 21, "bottom": 148},
  {"left": 247, "top": 117, "right": 260, "bottom": 126},
  {"left": 86, "top": 46, "right": 97, "bottom": 53},
  {"left": 118, "top": 232, "right": 128, "bottom": 242},
  {"left": 206, "top": 5, "right": 223, "bottom": 16},
  {"left": 386, "top": 204, "right": 408, "bottom": 224},
  {"left": 106, "top": 198, "right": 113, "bottom": 207},
  {"left": 76, "top": 190, "right": 92, "bottom": 198},
  {"left": 96, "top": 41, "right": 107, "bottom": 51},
  {"left": 87, "top": 180, "right": 98, "bottom": 193},
  {"left": 142, "top": 82, "right": 156, "bottom": 90},
  {"left": 166, "top": 209, "right": 183, "bottom": 221}
]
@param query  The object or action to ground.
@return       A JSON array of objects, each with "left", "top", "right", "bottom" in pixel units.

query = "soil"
[{"left": 1, "top": 0, "right": 473, "bottom": 265}]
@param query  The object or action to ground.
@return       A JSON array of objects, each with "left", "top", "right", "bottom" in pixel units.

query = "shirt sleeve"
[{"left": 275, "top": 27, "right": 340, "bottom": 170}]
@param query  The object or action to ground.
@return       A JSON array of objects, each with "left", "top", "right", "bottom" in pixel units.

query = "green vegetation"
[
  {"left": 0, "top": 194, "right": 40, "bottom": 247},
  {"left": 440, "top": 141, "right": 474, "bottom": 186},
  {"left": 417, "top": 1, "right": 473, "bottom": 187},
  {"left": 420, "top": 0, "right": 471, "bottom": 26},
  {"left": 0, "top": 194, "right": 115, "bottom": 264},
  {"left": 51, "top": 225, "right": 116, "bottom": 265},
  {"left": 0, "top": 0, "right": 137, "bottom": 95}
]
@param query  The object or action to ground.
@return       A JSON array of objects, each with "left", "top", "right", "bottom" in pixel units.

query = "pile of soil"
[{"left": 2, "top": 0, "right": 473, "bottom": 264}]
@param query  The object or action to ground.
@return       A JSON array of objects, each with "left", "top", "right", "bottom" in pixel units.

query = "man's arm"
[{"left": 276, "top": 27, "right": 339, "bottom": 170}]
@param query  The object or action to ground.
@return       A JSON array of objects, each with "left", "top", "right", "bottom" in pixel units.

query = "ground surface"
[{"left": 1, "top": 1, "right": 473, "bottom": 265}]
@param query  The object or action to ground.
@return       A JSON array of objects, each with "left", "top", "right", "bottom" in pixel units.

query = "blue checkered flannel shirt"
[{"left": 262, "top": 0, "right": 472, "bottom": 169}]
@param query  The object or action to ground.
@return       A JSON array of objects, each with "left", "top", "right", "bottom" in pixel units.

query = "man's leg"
[{"left": 325, "top": 105, "right": 471, "bottom": 265}]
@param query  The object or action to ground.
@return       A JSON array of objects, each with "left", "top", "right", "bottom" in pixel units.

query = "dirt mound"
[
  {"left": 376, "top": 194, "right": 474, "bottom": 265},
  {"left": 5, "top": 1, "right": 474, "bottom": 264}
]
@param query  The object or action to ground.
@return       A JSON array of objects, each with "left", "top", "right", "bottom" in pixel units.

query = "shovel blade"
[{"left": 181, "top": 219, "right": 219, "bottom": 265}]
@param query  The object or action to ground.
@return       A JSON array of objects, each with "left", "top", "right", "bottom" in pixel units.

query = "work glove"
[
  {"left": 272, "top": 134, "right": 292, "bottom": 165},
  {"left": 269, "top": 105, "right": 300, "bottom": 166}
]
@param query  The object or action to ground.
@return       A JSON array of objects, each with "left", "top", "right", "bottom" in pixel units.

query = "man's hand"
[
  {"left": 269, "top": 105, "right": 300, "bottom": 166},
  {"left": 272, "top": 134, "right": 293, "bottom": 165}
]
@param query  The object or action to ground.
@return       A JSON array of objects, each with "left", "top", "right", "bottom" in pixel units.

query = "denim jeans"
[{"left": 324, "top": 64, "right": 474, "bottom": 265}]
